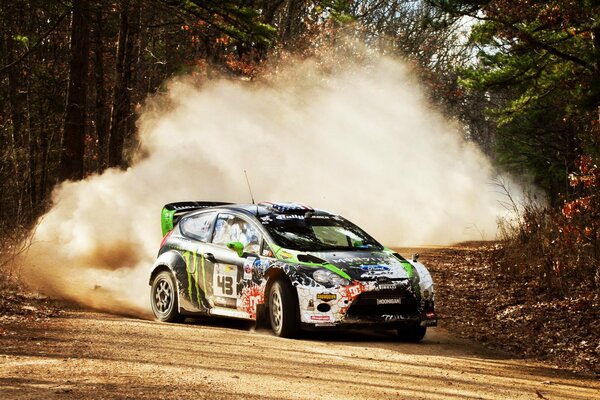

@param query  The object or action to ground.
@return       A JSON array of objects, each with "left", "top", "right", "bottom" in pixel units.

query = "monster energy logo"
[{"left": 183, "top": 251, "right": 207, "bottom": 308}]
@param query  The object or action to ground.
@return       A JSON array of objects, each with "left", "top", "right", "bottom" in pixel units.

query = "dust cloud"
[{"left": 21, "top": 53, "right": 521, "bottom": 316}]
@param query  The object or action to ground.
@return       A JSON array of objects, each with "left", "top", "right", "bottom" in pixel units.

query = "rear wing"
[{"left": 161, "top": 201, "right": 231, "bottom": 236}]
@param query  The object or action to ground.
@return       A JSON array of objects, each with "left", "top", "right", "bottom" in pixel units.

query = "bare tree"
[
  {"left": 59, "top": 1, "right": 91, "bottom": 181},
  {"left": 109, "top": 0, "right": 141, "bottom": 169}
]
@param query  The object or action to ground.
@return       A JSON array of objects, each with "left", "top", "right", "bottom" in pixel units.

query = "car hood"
[{"left": 309, "top": 250, "right": 412, "bottom": 281}]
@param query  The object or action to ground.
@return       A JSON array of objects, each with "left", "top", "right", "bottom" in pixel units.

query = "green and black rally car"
[{"left": 150, "top": 201, "right": 437, "bottom": 340}]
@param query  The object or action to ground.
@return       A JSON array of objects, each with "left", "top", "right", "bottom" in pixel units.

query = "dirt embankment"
[{"left": 405, "top": 243, "right": 600, "bottom": 375}]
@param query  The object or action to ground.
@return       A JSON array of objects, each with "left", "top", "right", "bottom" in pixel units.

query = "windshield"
[{"left": 259, "top": 213, "right": 383, "bottom": 252}]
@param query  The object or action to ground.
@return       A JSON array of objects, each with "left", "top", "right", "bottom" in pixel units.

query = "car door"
[
  {"left": 209, "top": 213, "right": 262, "bottom": 316},
  {"left": 178, "top": 211, "right": 217, "bottom": 311}
]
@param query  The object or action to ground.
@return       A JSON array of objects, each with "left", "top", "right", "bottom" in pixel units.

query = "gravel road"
[{"left": 1, "top": 309, "right": 598, "bottom": 399}]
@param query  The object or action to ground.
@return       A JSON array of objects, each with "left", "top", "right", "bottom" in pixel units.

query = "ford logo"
[{"left": 360, "top": 265, "right": 390, "bottom": 272}]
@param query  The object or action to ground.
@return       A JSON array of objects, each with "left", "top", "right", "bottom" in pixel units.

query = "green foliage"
[
  {"left": 433, "top": 0, "right": 600, "bottom": 201},
  {"left": 169, "top": 0, "right": 277, "bottom": 46},
  {"left": 317, "top": 0, "right": 355, "bottom": 24},
  {"left": 13, "top": 35, "right": 29, "bottom": 48}
]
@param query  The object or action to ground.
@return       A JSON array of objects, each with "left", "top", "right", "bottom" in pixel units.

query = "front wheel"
[
  {"left": 151, "top": 271, "right": 184, "bottom": 323},
  {"left": 269, "top": 280, "right": 300, "bottom": 338},
  {"left": 397, "top": 326, "right": 427, "bottom": 342}
]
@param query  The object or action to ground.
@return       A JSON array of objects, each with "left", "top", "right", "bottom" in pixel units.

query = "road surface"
[{"left": 1, "top": 309, "right": 598, "bottom": 399}]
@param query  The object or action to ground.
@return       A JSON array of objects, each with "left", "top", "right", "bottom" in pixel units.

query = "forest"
[{"left": 1, "top": 0, "right": 599, "bottom": 300}]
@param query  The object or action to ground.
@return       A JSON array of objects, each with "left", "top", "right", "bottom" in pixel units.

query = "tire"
[
  {"left": 151, "top": 270, "right": 184, "bottom": 323},
  {"left": 255, "top": 304, "right": 269, "bottom": 329},
  {"left": 268, "top": 280, "right": 300, "bottom": 338},
  {"left": 397, "top": 326, "right": 427, "bottom": 342}
]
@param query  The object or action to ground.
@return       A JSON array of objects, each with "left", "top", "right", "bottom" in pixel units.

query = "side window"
[
  {"left": 261, "top": 240, "right": 274, "bottom": 257},
  {"left": 180, "top": 213, "right": 214, "bottom": 241},
  {"left": 212, "top": 214, "right": 261, "bottom": 254}
]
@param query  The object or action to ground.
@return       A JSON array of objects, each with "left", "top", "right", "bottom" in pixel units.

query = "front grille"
[{"left": 346, "top": 289, "right": 419, "bottom": 317}]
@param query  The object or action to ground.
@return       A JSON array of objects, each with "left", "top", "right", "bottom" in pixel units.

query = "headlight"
[
  {"left": 313, "top": 269, "right": 349, "bottom": 287},
  {"left": 422, "top": 284, "right": 434, "bottom": 300}
]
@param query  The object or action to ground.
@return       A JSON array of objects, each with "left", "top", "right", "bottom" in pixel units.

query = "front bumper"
[{"left": 295, "top": 280, "right": 437, "bottom": 328}]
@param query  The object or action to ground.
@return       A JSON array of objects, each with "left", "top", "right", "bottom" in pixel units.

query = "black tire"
[
  {"left": 397, "top": 326, "right": 427, "bottom": 342},
  {"left": 255, "top": 304, "right": 269, "bottom": 329},
  {"left": 151, "top": 271, "right": 184, "bottom": 323},
  {"left": 268, "top": 280, "right": 300, "bottom": 338}
]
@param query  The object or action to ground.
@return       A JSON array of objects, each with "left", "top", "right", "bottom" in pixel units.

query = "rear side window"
[{"left": 180, "top": 213, "right": 215, "bottom": 242}]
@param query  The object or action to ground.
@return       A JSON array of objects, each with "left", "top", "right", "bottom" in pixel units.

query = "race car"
[{"left": 150, "top": 201, "right": 437, "bottom": 340}]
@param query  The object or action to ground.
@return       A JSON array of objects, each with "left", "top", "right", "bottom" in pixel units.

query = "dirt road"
[{"left": 1, "top": 309, "right": 598, "bottom": 400}]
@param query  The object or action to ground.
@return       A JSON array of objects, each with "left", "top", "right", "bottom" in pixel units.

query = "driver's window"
[{"left": 212, "top": 214, "right": 261, "bottom": 255}]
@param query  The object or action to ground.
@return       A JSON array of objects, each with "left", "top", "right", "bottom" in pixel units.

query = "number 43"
[{"left": 217, "top": 275, "right": 234, "bottom": 296}]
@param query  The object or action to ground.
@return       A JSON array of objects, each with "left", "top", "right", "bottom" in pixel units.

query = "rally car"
[{"left": 150, "top": 201, "right": 437, "bottom": 340}]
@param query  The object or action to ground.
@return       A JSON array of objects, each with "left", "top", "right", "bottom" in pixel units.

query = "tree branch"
[
  {"left": 518, "top": 30, "right": 595, "bottom": 72},
  {"left": 0, "top": 9, "right": 71, "bottom": 75}
]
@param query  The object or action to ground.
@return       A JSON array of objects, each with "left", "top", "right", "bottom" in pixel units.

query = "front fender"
[{"left": 407, "top": 260, "right": 434, "bottom": 296}]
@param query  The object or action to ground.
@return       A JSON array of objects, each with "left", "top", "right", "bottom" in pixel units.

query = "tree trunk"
[
  {"left": 59, "top": 0, "right": 91, "bottom": 182},
  {"left": 93, "top": 1, "right": 110, "bottom": 171},
  {"left": 5, "top": 4, "right": 26, "bottom": 151},
  {"left": 125, "top": 1, "right": 141, "bottom": 159},
  {"left": 26, "top": 73, "right": 37, "bottom": 207},
  {"left": 591, "top": 26, "right": 600, "bottom": 112},
  {"left": 109, "top": 0, "right": 140, "bottom": 169}
]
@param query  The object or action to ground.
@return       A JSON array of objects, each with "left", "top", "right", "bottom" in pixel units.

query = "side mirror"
[
  {"left": 227, "top": 241, "right": 245, "bottom": 257},
  {"left": 412, "top": 253, "right": 420, "bottom": 262}
]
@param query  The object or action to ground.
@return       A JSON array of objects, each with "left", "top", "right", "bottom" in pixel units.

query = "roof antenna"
[{"left": 244, "top": 169, "right": 255, "bottom": 205}]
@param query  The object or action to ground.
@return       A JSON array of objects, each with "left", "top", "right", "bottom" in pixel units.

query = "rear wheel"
[
  {"left": 269, "top": 280, "right": 300, "bottom": 338},
  {"left": 397, "top": 326, "right": 427, "bottom": 342},
  {"left": 151, "top": 271, "right": 184, "bottom": 323}
]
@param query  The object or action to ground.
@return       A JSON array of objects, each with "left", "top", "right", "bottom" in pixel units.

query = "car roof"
[{"left": 206, "top": 202, "right": 333, "bottom": 219}]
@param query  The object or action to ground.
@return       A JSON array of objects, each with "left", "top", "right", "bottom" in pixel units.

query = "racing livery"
[{"left": 150, "top": 201, "right": 437, "bottom": 340}]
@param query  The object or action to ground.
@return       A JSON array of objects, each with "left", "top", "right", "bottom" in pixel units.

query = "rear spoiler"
[{"left": 161, "top": 201, "right": 231, "bottom": 236}]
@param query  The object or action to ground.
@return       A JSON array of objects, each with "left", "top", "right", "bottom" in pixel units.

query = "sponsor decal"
[
  {"left": 360, "top": 265, "right": 390, "bottom": 272},
  {"left": 213, "top": 297, "right": 229, "bottom": 307},
  {"left": 310, "top": 215, "right": 333, "bottom": 219},
  {"left": 377, "top": 283, "right": 397, "bottom": 290},
  {"left": 280, "top": 251, "right": 293, "bottom": 259},
  {"left": 243, "top": 257, "right": 255, "bottom": 280},
  {"left": 276, "top": 214, "right": 305, "bottom": 220},
  {"left": 266, "top": 202, "right": 312, "bottom": 212},
  {"left": 316, "top": 293, "right": 337, "bottom": 302},
  {"left": 382, "top": 314, "right": 404, "bottom": 321},
  {"left": 261, "top": 249, "right": 273, "bottom": 257},
  {"left": 240, "top": 284, "right": 263, "bottom": 319},
  {"left": 172, "top": 204, "right": 200, "bottom": 210},
  {"left": 342, "top": 282, "right": 365, "bottom": 302},
  {"left": 377, "top": 298, "right": 402, "bottom": 305},
  {"left": 254, "top": 259, "right": 269, "bottom": 273},
  {"left": 310, "top": 315, "right": 331, "bottom": 321},
  {"left": 333, "top": 256, "right": 385, "bottom": 264}
]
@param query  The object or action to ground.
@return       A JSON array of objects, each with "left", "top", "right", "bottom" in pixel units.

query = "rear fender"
[{"left": 150, "top": 250, "right": 198, "bottom": 312}]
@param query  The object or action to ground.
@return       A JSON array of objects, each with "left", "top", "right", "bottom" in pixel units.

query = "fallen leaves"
[{"left": 426, "top": 243, "right": 600, "bottom": 375}]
